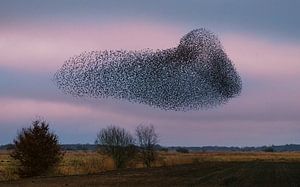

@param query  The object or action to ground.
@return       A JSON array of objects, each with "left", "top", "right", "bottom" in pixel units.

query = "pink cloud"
[
  {"left": 0, "top": 22, "right": 183, "bottom": 72},
  {"left": 0, "top": 97, "right": 145, "bottom": 125},
  {"left": 1, "top": 22, "right": 300, "bottom": 146},
  {"left": 1, "top": 96, "right": 299, "bottom": 146},
  {"left": 1, "top": 21, "right": 300, "bottom": 80},
  {"left": 222, "top": 33, "right": 300, "bottom": 78}
]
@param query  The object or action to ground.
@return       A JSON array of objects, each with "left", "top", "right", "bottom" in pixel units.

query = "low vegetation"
[
  {"left": 135, "top": 124, "right": 159, "bottom": 168},
  {"left": 95, "top": 125, "right": 136, "bottom": 169},
  {"left": 176, "top": 147, "right": 190, "bottom": 153},
  {"left": 1, "top": 151, "right": 300, "bottom": 186},
  {"left": 1, "top": 151, "right": 300, "bottom": 181}
]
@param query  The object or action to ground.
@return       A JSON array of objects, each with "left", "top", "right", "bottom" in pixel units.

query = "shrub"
[
  {"left": 95, "top": 125, "right": 136, "bottom": 169},
  {"left": 176, "top": 147, "right": 189, "bottom": 153},
  {"left": 159, "top": 147, "right": 169, "bottom": 152},
  {"left": 10, "top": 120, "right": 63, "bottom": 177},
  {"left": 263, "top": 147, "right": 275, "bottom": 152},
  {"left": 136, "top": 124, "right": 159, "bottom": 168}
]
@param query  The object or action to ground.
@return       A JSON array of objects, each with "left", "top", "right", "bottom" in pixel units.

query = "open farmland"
[{"left": 1, "top": 151, "right": 300, "bottom": 186}]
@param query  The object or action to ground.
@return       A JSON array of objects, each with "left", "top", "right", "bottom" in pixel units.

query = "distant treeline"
[
  {"left": 1, "top": 144, "right": 300, "bottom": 152},
  {"left": 168, "top": 144, "right": 300, "bottom": 152}
]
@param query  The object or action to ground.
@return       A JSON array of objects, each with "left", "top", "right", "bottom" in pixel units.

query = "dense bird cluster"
[{"left": 54, "top": 29, "right": 242, "bottom": 111}]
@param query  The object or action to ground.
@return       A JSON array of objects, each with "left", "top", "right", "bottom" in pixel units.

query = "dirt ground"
[{"left": 1, "top": 161, "right": 300, "bottom": 187}]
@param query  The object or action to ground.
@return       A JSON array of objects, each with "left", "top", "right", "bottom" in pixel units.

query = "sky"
[{"left": 0, "top": 0, "right": 300, "bottom": 146}]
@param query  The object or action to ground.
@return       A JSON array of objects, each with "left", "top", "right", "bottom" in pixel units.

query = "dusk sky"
[{"left": 1, "top": 0, "right": 300, "bottom": 146}]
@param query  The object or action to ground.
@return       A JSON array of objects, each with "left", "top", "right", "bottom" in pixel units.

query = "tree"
[
  {"left": 95, "top": 125, "right": 136, "bottom": 169},
  {"left": 10, "top": 119, "right": 63, "bottom": 177},
  {"left": 263, "top": 146, "right": 275, "bottom": 152},
  {"left": 176, "top": 147, "right": 189, "bottom": 153},
  {"left": 136, "top": 124, "right": 159, "bottom": 168}
]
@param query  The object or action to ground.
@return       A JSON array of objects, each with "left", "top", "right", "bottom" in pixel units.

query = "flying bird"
[{"left": 54, "top": 28, "right": 242, "bottom": 111}]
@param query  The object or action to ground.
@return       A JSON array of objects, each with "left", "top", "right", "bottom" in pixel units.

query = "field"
[{"left": 1, "top": 151, "right": 300, "bottom": 186}]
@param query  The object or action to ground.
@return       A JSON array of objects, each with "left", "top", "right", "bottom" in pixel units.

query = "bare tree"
[
  {"left": 11, "top": 119, "right": 63, "bottom": 177},
  {"left": 95, "top": 125, "right": 136, "bottom": 169},
  {"left": 136, "top": 124, "right": 159, "bottom": 168}
]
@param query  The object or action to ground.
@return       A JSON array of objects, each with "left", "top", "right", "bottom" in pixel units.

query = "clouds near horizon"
[{"left": 0, "top": 1, "right": 300, "bottom": 146}]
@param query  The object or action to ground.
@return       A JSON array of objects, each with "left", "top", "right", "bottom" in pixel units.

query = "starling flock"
[{"left": 54, "top": 28, "right": 242, "bottom": 111}]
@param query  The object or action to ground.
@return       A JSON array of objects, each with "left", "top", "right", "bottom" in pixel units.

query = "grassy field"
[{"left": 1, "top": 151, "right": 300, "bottom": 186}]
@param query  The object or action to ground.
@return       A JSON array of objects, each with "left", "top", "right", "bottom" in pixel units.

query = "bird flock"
[{"left": 54, "top": 28, "right": 242, "bottom": 111}]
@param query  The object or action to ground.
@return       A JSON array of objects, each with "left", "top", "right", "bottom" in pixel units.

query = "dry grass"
[
  {"left": 54, "top": 151, "right": 114, "bottom": 176},
  {"left": 158, "top": 151, "right": 300, "bottom": 165},
  {"left": 1, "top": 150, "right": 300, "bottom": 181},
  {"left": 0, "top": 151, "right": 18, "bottom": 181}
]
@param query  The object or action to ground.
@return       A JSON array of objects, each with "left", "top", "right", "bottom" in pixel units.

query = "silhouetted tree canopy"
[
  {"left": 10, "top": 119, "right": 63, "bottom": 177},
  {"left": 176, "top": 147, "right": 189, "bottom": 153},
  {"left": 95, "top": 125, "right": 136, "bottom": 169},
  {"left": 136, "top": 124, "right": 159, "bottom": 167}
]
